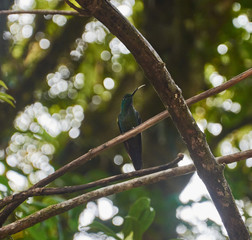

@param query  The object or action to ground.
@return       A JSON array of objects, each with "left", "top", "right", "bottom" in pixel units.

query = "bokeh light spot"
[
  {"left": 209, "top": 72, "right": 225, "bottom": 87},
  {"left": 246, "top": 158, "right": 252, "bottom": 167},
  {"left": 227, "top": 162, "right": 237, "bottom": 169},
  {"left": 114, "top": 155, "right": 123, "bottom": 165},
  {"left": 101, "top": 50, "right": 111, "bottom": 61},
  {"left": 74, "top": 73, "right": 85, "bottom": 89},
  {"left": 217, "top": 44, "right": 228, "bottom": 55},
  {"left": 122, "top": 163, "right": 135, "bottom": 173},
  {"left": 18, "top": 0, "right": 35, "bottom": 10},
  {"left": 97, "top": 198, "right": 118, "bottom": 221},
  {"left": 0, "top": 162, "right": 5, "bottom": 175},
  {"left": 92, "top": 95, "right": 102, "bottom": 105},
  {"left": 93, "top": 84, "right": 104, "bottom": 94},
  {"left": 22, "top": 25, "right": 33, "bottom": 38},
  {"left": 112, "top": 216, "right": 124, "bottom": 226},
  {"left": 207, "top": 123, "right": 222, "bottom": 136},
  {"left": 112, "top": 63, "right": 122, "bottom": 72},
  {"left": 39, "top": 38, "right": 50, "bottom": 49},
  {"left": 118, "top": 5, "right": 132, "bottom": 17},
  {"left": 69, "top": 128, "right": 80, "bottom": 139},
  {"left": 103, "top": 77, "right": 115, "bottom": 90},
  {"left": 232, "top": 2, "right": 241, "bottom": 12},
  {"left": 52, "top": 15, "right": 67, "bottom": 27}
]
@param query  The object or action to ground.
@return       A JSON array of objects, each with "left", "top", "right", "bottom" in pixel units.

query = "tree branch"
[
  {"left": 0, "top": 154, "right": 184, "bottom": 208},
  {"left": 0, "top": 150, "right": 250, "bottom": 239},
  {"left": 186, "top": 68, "right": 252, "bottom": 105},
  {"left": 0, "top": 68, "right": 251, "bottom": 226},
  {"left": 0, "top": 9, "right": 88, "bottom": 17},
  {"left": 1, "top": 148, "right": 252, "bottom": 209}
]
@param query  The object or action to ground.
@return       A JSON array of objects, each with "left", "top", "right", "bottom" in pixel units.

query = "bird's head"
[{"left": 121, "top": 85, "right": 145, "bottom": 110}]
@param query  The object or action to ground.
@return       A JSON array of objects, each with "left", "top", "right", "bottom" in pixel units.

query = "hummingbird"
[{"left": 118, "top": 85, "right": 145, "bottom": 170}]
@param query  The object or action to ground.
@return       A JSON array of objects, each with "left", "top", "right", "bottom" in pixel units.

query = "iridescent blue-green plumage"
[{"left": 118, "top": 86, "right": 144, "bottom": 170}]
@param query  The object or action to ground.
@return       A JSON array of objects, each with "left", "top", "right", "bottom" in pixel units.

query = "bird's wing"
[
  {"left": 118, "top": 116, "right": 130, "bottom": 152},
  {"left": 136, "top": 110, "right": 141, "bottom": 125},
  {"left": 135, "top": 110, "right": 142, "bottom": 153},
  {"left": 117, "top": 115, "right": 123, "bottom": 134},
  {"left": 117, "top": 111, "right": 142, "bottom": 170}
]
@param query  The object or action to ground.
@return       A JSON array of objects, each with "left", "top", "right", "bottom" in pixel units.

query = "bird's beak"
[{"left": 131, "top": 84, "right": 145, "bottom": 96}]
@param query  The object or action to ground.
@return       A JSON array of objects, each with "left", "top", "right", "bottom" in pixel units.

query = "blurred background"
[{"left": 0, "top": 0, "right": 252, "bottom": 239}]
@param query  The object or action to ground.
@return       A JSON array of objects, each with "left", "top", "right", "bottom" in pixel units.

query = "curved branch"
[{"left": 0, "top": 150, "right": 250, "bottom": 239}]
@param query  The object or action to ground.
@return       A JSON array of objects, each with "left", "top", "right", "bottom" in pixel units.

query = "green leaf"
[
  {"left": 1, "top": 97, "right": 15, "bottom": 108},
  {"left": 26, "top": 217, "right": 58, "bottom": 240},
  {"left": 0, "top": 92, "right": 16, "bottom": 107},
  {"left": 122, "top": 197, "right": 155, "bottom": 240},
  {"left": 128, "top": 197, "right": 151, "bottom": 219},
  {"left": 124, "top": 231, "right": 134, "bottom": 240},
  {"left": 67, "top": 0, "right": 82, "bottom": 8},
  {"left": 0, "top": 80, "right": 8, "bottom": 89},
  {"left": 0, "top": 175, "right": 11, "bottom": 193},
  {"left": 137, "top": 205, "right": 155, "bottom": 234},
  {"left": 88, "top": 220, "right": 122, "bottom": 240},
  {"left": 68, "top": 206, "right": 83, "bottom": 231},
  {"left": 0, "top": 175, "right": 9, "bottom": 187},
  {"left": 122, "top": 216, "right": 138, "bottom": 238},
  {"left": 0, "top": 92, "right": 15, "bottom": 101}
]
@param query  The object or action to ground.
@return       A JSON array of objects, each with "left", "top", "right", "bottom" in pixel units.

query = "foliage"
[
  {"left": 122, "top": 197, "right": 155, "bottom": 240},
  {"left": 0, "top": 80, "right": 15, "bottom": 107}
]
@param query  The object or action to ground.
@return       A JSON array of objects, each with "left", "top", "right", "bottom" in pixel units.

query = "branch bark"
[
  {"left": 0, "top": 153, "right": 183, "bottom": 208},
  {"left": 0, "top": 9, "right": 84, "bottom": 16},
  {"left": 0, "top": 150, "right": 250, "bottom": 239},
  {"left": 73, "top": 0, "right": 250, "bottom": 239},
  {"left": 1, "top": 149, "right": 252, "bottom": 209}
]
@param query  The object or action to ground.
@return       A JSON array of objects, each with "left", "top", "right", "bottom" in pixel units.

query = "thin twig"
[
  {"left": 0, "top": 69, "right": 251, "bottom": 226},
  {"left": 0, "top": 9, "right": 85, "bottom": 16},
  {"left": 187, "top": 68, "right": 252, "bottom": 105},
  {"left": 0, "top": 149, "right": 250, "bottom": 239}
]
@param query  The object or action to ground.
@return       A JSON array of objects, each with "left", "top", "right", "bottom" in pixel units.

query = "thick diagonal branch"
[{"left": 75, "top": 0, "right": 249, "bottom": 239}]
